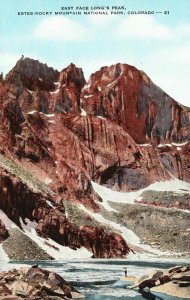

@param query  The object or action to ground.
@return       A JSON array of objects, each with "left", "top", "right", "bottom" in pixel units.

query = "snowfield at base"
[
  {"left": 0, "top": 210, "right": 17, "bottom": 229},
  {"left": 91, "top": 179, "right": 190, "bottom": 211},
  {"left": 0, "top": 210, "right": 16, "bottom": 261},
  {"left": 20, "top": 218, "right": 91, "bottom": 260},
  {"left": 79, "top": 205, "right": 170, "bottom": 257},
  {"left": 1, "top": 212, "right": 91, "bottom": 261},
  {"left": 0, "top": 245, "right": 9, "bottom": 261}
]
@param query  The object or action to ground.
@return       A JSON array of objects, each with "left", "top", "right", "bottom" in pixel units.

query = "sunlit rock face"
[{"left": 82, "top": 63, "right": 190, "bottom": 144}]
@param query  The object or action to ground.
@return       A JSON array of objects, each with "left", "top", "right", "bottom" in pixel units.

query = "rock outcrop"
[
  {"left": 0, "top": 265, "right": 82, "bottom": 299},
  {"left": 124, "top": 265, "right": 190, "bottom": 299},
  {"left": 158, "top": 141, "right": 190, "bottom": 182},
  {"left": 0, "top": 166, "right": 130, "bottom": 258}
]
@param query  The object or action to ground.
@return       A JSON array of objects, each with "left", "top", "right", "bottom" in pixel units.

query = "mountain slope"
[{"left": 0, "top": 57, "right": 190, "bottom": 259}]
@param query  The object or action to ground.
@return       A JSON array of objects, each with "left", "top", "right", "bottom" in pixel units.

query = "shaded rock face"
[
  {"left": 5, "top": 57, "right": 59, "bottom": 92},
  {"left": 0, "top": 169, "right": 49, "bottom": 225},
  {"left": 0, "top": 265, "right": 81, "bottom": 299},
  {"left": 79, "top": 225, "right": 130, "bottom": 258},
  {"left": 0, "top": 220, "right": 9, "bottom": 242},
  {"left": 81, "top": 63, "right": 190, "bottom": 144},
  {"left": 5, "top": 58, "right": 85, "bottom": 115},
  {"left": 158, "top": 141, "right": 190, "bottom": 181},
  {"left": 52, "top": 63, "right": 86, "bottom": 114}
]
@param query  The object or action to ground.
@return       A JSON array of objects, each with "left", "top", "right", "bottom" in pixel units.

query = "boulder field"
[{"left": 0, "top": 265, "right": 83, "bottom": 299}]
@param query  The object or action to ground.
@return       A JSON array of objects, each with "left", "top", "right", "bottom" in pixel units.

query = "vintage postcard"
[{"left": 0, "top": 0, "right": 190, "bottom": 299}]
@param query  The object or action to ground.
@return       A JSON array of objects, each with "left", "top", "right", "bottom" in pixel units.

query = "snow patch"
[
  {"left": 97, "top": 115, "right": 106, "bottom": 120},
  {"left": 79, "top": 205, "right": 170, "bottom": 256},
  {"left": 0, "top": 210, "right": 17, "bottom": 229},
  {"left": 43, "top": 177, "right": 52, "bottom": 185},
  {"left": 138, "top": 144, "right": 151, "bottom": 147},
  {"left": 0, "top": 245, "right": 9, "bottom": 261},
  {"left": 20, "top": 218, "right": 91, "bottom": 259},
  {"left": 83, "top": 83, "right": 90, "bottom": 90},
  {"left": 172, "top": 141, "right": 188, "bottom": 146},
  {"left": 98, "top": 86, "right": 101, "bottom": 91},
  {"left": 48, "top": 120, "right": 55, "bottom": 124},
  {"left": 84, "top": 94, "right": 93, "bottom": 98},
  {"left": 54, "top": 82, "right": 61, "bottom": 88},
  {"left": 158, "top": 144, "right": 172, "bottom": 148},
  {"left": 91, "top": 179, "right": 190, "bottom": 209},
  {"left": 107, "top": 79, "right": 118, "bottom": 87},
  {"left": 158, "top": 142, "right": 188, "bottom": 148},
  {"left": 27, "top": 110, "right": 38, "bottom": 115},
  {"left": 46, "top": 201, "right": 55, "bottom": 209},
  {"left": 44, "top": 113, "right": 55, "bottom": 117},
  {"left": 80, "top": 108, "right": 87, "bottom": 116},
  {"left": 27, "top": 89, "right": 33, "bottom": 94},
  {"left": 50, "top": 89, "right": 59, "bottom": 94},
  {"left": 20, "top": 218, "right": 37, "bottom": 232}
]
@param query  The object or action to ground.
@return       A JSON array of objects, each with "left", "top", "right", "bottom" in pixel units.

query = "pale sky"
[{"left": 0, "top": 0, "right": 190, "bottom": 107}]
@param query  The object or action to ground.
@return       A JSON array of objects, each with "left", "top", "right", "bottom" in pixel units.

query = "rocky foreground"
[
  {"left": 0, "top": 265, "right": 83, "bottom": 299},
  {"left": 121, "top": 265, "right": 190, "bottom": 299}
]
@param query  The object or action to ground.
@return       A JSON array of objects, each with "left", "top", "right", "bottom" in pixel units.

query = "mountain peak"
[
  {"left": 60, "top": 63, "right": 86, "bottom": 88},
  {"left": 5, "top": 56, "right": 59, "bottom": 91}
]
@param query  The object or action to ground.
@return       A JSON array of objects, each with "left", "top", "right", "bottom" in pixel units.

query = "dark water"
[{"left": 1, "top": 259, "right": 190, "bottom": 299}]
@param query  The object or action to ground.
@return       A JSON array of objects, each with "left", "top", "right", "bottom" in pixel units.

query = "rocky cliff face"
[
  {"left": 0, "top": 166, "right": 129, "bottom": 258},
  {"left": 0, "top": 219, "right": 9, "bottom": 242},
  {"left": 81, "top": 63, "right": 190, "bottom": 144},
  {"left": 0, "top": 57, "right": 190, "bottom": 258}
]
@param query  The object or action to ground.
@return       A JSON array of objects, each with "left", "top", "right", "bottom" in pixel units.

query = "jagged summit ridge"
[
  {"left": 1, "top": 56, "right": 190, "bottom": 145},
  {"left": 5, "top": 57, "right": 59, "bottom": 91},
  {"left": 2, "top": 56, "right": 190, "bottom": 144}
]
